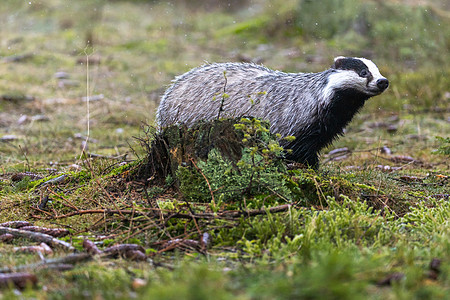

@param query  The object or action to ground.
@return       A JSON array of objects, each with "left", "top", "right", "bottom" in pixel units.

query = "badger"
[{"left": 156, "top": 56, "right": 389, "bottom": 168}]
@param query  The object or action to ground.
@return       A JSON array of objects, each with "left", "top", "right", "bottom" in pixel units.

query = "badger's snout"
[{"left": 376, "top": 78, "right": 389, "bottom": 91}]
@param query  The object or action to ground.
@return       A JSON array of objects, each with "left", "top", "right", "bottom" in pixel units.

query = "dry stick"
[
  {"left": 189, "top": 210, "right": 202, "bottom": 236},
  {"left": 261, "top": 184, "right": 291, "bottom": 203},
  {"left": 0, "top": 226, "right": 75, "bottom": 252},
  {"left": 78, "top": 49, "right": 124, "bottom": 218},
  {"left": 182, "top": 197, "right": 203, "bottom": 237},
  {"left": 117, "top": 221, "right": 159, "bottom": 244},
  {"left": 31, "top": 206, "right": 168, "bottom": 220},
  {"left": 94, "top": 176, "right": 126, "bottom": 219},
  {"left": 163, "top": 204, "right": 293, "bottom": 221},
  {"left": 126, "top": 204, "right": 136, "bottom": 242},
  {"left": 312, "top": 176, "right": 326, "bottom": 208},
  {"left": 217, "top": 70, "right": 228, "bottom": 120},
  {"left": 0, "top": 253, "right": 91, "bottom": 273},
  {"left": 190, "top": 158, "right": 216, "bottom": 208},
  {"left": 153, "top": 228, "right": 200, "bottom": 246},
  {"left": 18, "top": 145, "right": 31, "bottom": 172},
  {"left": 30, "top": 206, "right": 54, "bottom": 217},
  {"left": 220, "top": 204, "right": 292, "bottom": 218},
  {"left": 378, "top": 196, "right": 398, "bottom": 218},
  {"left": 0, "top": 272, "right": 38, "bottom": 289},
  {"left": 31, "top": 204, "right": 293, "bottom": 222},
  {"left": 46, "top": 187, "right": 79, "bottom": 210},
  {"left": 157, "top": 240, "right": 199, "bottom": 254},
  {"left": 31, "top": 209, "right": 146, "bottom": 220},
  {"left": 76, "top": 214, "right": 105, "bottom": 235},
  {"left": 81, "top": 47, "right": 90, "bottom": 157}
]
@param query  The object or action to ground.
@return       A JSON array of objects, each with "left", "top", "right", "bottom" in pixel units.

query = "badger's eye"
[{"left": 359, "top": 69, "right": 369, "bottom": 77}]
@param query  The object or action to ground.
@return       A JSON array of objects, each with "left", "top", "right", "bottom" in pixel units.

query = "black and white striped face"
[{"left": 325, "top": 56, "right": 389, "bottom": 98}]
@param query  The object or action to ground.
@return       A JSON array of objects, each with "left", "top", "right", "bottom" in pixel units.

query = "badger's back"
[{"left": 157, "top": 62, "right": 328, "bottom": 136}]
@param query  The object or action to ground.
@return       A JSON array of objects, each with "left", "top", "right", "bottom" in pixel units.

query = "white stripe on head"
[{"left": 356, "top": 57, "right": 384, "bottom": 80}]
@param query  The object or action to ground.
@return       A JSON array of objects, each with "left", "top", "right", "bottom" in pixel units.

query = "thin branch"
[
  {"left": 0, "top": 226, "right": 75, "bottom": 252},
  {"left": 47, "top": 187, "right": 79, "bottom": 210},
  {"left": 0, "top": 253, "right": 92, "bottom": 273},
  {"left": 31, "top": 204, "right": 293, "bottom": 222},
  {"left": 31, "top": 209, "right": 147, "bottom": 220},
  {"left": 217, "top": 71, "right": 228, "bottom": 120},
  {"left": 190, "top": 158, "right": 216, "bottom": 208},
  {"left": 164, "top": 204, "right": 292, "bottom": 221}
]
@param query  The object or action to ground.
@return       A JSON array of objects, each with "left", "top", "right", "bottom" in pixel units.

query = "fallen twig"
[
  {"left": 38, "top": 174, "right": 68, "bottom": 186},
  {"left": 83, "top": 240, "right": 148, "bottom": 261},
  {"left": 31, "top": 208, "right": 148, "bottom": 219},
  {"left": 14, "top": 243, "right": 53, "bottom": 255},
  {"left": 0, "top": 272, "right": 37, "bottom": 289},
  {"left": 0, "top": 221, "right": 33, "bottom": 228},
  {"left": 2, "top": 53, "right": 34, "bottom": 63},
  {"left": 376, "top": 272, "right": 405, "bottom": 286},
  {"left": 200, "top": 232, "right": 212, "bottom": 251},
  {"left": 166, "top": 204, "right": 293, "bottom": 220},
  {"left": 123, "top": 250, "right": 147, "bottom": 261},
  {"left": 10, "top": 172, "right": 44, "bottom": 182},
  {"left": 159, "top": 238, "right": 202, "bottom": 252},
  {"left": 46, "top": 188, "right": 79, "bottom": 210},
  {"left": 19, "top": 226, "right": 70, "bottom": 238},
  {"left": 190, "top": 157, "right": 216, "bottom": 208},
  {"left": 82, "top": 239, "right": 102, "bottom": 255},
  {"left": 0, "top": 234, "right": 14, "bottom": 243},
  {"left": 32, "top": 204, "right": 293, "bottom": 222},
  {"left": 0, "top": 226, "right": 75, "bottom": 251},
  {"left": 103, "top": 244, "right": 146, "bottom": 257},
  {"left": 0, "top": 253, "right": 92, "bottom": 273}
]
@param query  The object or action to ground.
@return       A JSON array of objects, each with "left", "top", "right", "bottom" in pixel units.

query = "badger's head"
[{"left": 325, "top": 56, "right": 389, "bottom": 99}]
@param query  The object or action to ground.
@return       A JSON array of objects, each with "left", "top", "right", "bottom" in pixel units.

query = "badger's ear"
[{"left": 331, "top": 56, "right": 345, "bottom": 69}]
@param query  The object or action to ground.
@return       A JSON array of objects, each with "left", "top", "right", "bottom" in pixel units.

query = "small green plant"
[
  {"left": 433, "top": 136, "right": 450, "bottom": 156},
  {"left": 177, "top": 117, "right": 292, "bottom": 205}
]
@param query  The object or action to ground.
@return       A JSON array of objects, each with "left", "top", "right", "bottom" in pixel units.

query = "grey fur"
[{"left": 156, "top": 57, "right": 388, "bottom": 167}]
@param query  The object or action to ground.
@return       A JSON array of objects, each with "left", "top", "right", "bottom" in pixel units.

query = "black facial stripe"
[{"left": 332, "top": 58, "right": 372, "bottom": 78}]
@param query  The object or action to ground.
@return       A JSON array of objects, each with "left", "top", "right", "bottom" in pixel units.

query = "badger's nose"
[{"left": 377, "top": 78, "right": 389, "bottom": 90}]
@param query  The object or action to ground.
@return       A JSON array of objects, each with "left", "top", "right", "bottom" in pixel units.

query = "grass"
[{"left": 0, "top": 0, "right": 449, "bottom": 298}]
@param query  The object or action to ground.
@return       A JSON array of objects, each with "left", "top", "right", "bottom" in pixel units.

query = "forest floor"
[{"left": 0, "top": 0, "right": 448, "bottom": 299}]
